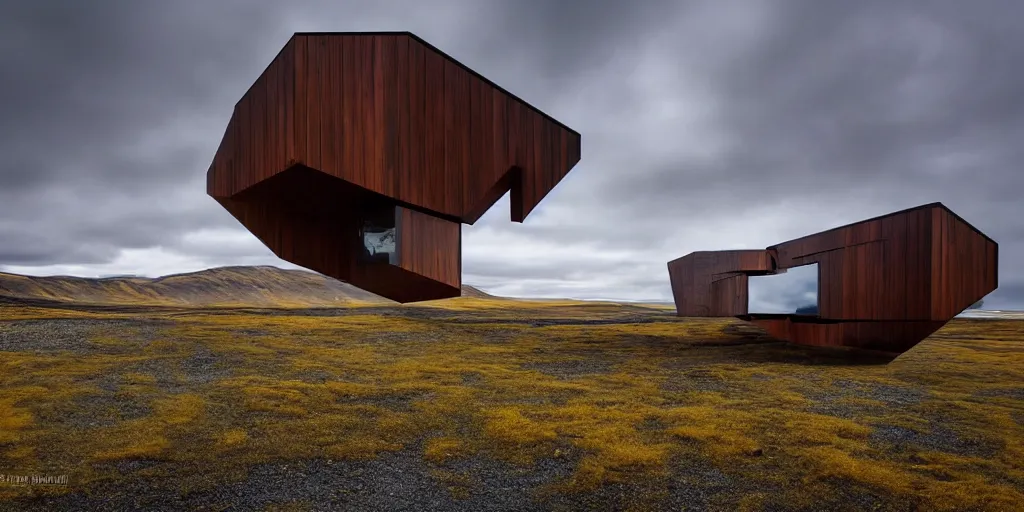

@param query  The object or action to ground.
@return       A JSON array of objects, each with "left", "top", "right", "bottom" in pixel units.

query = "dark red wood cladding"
[
  {"left": 207, "top": 32, "right": 581, "bottom": 303},
  {"left": 750, "top": 318, "right": 948, "bottom": 355},
  {"left": 667, "top": 203, "right": 998, "bottom": 356},
  {"left": 395, "top": 206, "right": 461, "bottom": 289},
  {"left": 667, "top": 250, "right": 774, "bottom": 316}
]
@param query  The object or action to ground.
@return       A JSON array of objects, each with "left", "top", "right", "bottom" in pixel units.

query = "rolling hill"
[{"left": 0, "top": 266, "right": 495, "bottom": 308}]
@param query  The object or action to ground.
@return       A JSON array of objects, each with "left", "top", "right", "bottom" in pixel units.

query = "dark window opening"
[{"left": 359, "top": 205, "right": 398, "bottom": 265}]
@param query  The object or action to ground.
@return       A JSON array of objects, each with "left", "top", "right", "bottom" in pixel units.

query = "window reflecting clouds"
[{"left": 748, "top": 263, "right": 819, "bottom": 315}]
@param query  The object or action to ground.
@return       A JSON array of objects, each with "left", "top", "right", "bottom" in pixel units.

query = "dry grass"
[
  {"left": 0, "top": 266, "right": 397, "bottom": 308},
  {"left": 0, "top": 300, "right": 1022, "bottom": 510}
]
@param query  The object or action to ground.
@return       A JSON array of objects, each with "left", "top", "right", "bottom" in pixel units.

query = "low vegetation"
[
  {"left": 0, "top": 266, "right": 491, "bottom": 308},
  {"left": 0, "top": 297, "right": 1022, "bottom": 510}
]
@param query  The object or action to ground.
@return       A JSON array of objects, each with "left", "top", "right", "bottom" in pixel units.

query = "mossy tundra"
[{"left": 1, "top": 298, "right": 1022, "bottom": 510}]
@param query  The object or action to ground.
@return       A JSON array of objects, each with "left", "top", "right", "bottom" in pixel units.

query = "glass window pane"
[
  {"left": 748, "top": 263, "right": 819, "bottom": 315},
  {"left": 359, "top": 205, "right": 397, "bottom": 264}
]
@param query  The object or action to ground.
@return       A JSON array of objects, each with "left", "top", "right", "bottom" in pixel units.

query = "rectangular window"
[
  {"left": 359, "top": 205, "right": 398, "bottom": 265},
  {"left": 748, "top": 263, "right": 819, "bottom": 315}
]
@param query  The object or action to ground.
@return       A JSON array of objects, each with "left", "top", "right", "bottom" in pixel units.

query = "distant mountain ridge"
[{"left": 0, "top": 266, "right": 494, "bottom": 307}]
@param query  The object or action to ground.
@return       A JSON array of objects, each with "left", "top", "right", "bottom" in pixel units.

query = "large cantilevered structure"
[
  {"left": 667, "top": 203, "right": 998, "bottom": 356},
  {"left": 207, "top": 32, "right": 581, "bottom": 302}
]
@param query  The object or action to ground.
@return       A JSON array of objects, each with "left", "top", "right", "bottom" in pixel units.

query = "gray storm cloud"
[{"left": 1, "top": 0, "right": 1021, "bottom": 309}]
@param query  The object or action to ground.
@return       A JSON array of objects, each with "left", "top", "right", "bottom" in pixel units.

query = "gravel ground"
[
  {"left": 660, "top": 367, "right": 731, "bottom": 394},
  {"left": 804, "top": 380, "right": 925, "bottom": 419},
  {"left": 58, "top": 392, "right": 152, "bottom": 430},
  {"left": 3, "top": 307, "right": 1022, "bottom": 511},
  {"left": 251, "top": 304, "right": 682, "bottom": 328},
  {"left": 975, "top": 387, "right": 1024, "bottom": 400},
  {"left": 868, "top": 424, "right": 998, "bottom": 458},
  {"left": 7, "top": 450, "right": 581, "bottom": 512},
  {"left": 7, "top": 451, "right": 772, "bottom": 512},
  {"left": 0, "top": 318, "right": 172, "bottom": 354},
  {"left": 522, "top": 359, "right": 620, "bottom": 379},
  {"left": 830, "top": 380, "right": 927, "bottom": 407}
]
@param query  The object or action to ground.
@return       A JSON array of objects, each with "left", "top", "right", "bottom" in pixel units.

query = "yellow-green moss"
[{"left": 2, "top": 302, "right": 1023, "bottom": 510}]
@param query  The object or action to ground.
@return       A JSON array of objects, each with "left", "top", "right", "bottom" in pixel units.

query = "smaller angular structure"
[
  {"left": 667, "top": 203, "right": 998, "bottom": 356},
  {"left": 207, "top": 32, "right": 581, "bottom": 302}
]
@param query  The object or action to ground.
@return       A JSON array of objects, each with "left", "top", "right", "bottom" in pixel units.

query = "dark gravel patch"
[
  {"left": 196, "top": 454, "right": 462, "bottom": 511},
  {"left": 116, "top": 358, "right": 186, "bottom": 394},
  {"left": 178, "top": 344, "right": 232, "bottom": 384},
  {"left": 521, "top": 359, "right": 618, "bottom": 380},
  {"left": 804, "top": 394, "right": 874, "bottom": 419},
  {"left": 109, "top": 459, "right": 166, "bottom": 475},
  {"left": 440, "top": 456, "right": 576, "bottom": 507},
  {"left": 805, "top": 380, "right": 925, "bottom": 419},
  {"left": 663, "top": 457, "right": 734, "bottom": 509},
  {"left": 26, "top": 386, "right": 153, "bottom": 431},
  {"left": 367, "top": 330, "right": 450, "bottom": 344},
  {"left": 661, "top": 367, "right": 730, "bottom": 393},
  {"left": 241, "top": 304, "right": 681, "bottom": 328},
  {"left": 101, "top": 341, "right": 233, "bottom": 393},
  {"left": 805, "top": 478, "right": 890, "bottom": 512},
  {"left": 294, "top": 369, "right": 335, "bottom": 384},
  {"left": 4, "top": 440, "right": 789, "bottom": 512},
  {"left": 974, "top": 387, "right": 1024, "bottom": 400},
  {"left": 0, "top": 318, "right": 172, "bottom": 353},
  {"left": 335, "top": 391, "right": 428, "bottom": 413},
  {"left": 831, "top": 380, "right": 926, "bottom": 407},
  {"left": 472, "top": 327, "right": 524, "bottom": 345},
  {"left": 869, "top": 424, "right": 999, "bottom": 458},
  {"left": 460, "top": 372, "right": 483, "bottom": 385},
  {"left": 229, "top": 329, "right": 269, "bottom": 337},
  {"left": 308, "top": 323, "right": 521, "bottom": 346},
  {"left": 518, "top": 317, "right": 675, "bottom": 328},
  {"left": 7, "top": 451, "right": 577, "bottom": 512},
  {"left": 65, "top": 393, "right": 153, "bottom": 429}
]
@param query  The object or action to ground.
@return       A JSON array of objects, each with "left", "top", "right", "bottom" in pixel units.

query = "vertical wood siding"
[
  {"left": 206, "top": 32, "right": 581, "bottom": 303},
  {"left": 208, "top": 32, "right": 581, "bottom": 224},
  {"left": 668, "top": 203, "right": 998, "bottom": 354}
]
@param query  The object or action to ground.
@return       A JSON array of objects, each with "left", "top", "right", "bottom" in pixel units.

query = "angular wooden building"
[
  {"left": 207, "top": 32, "right": 581, "bottom": 302},
  {"left": 667, "top": 203, "right": 998, "bottom": 355}
]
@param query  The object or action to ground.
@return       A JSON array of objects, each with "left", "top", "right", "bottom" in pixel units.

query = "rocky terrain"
[{"left": 0, "top": 268, "right": 1022, "bottom": 511}]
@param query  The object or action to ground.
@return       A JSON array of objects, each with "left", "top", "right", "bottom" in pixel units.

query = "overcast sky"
[{"left": 1, "top": 0, "right": 1021, "bottom": 310}]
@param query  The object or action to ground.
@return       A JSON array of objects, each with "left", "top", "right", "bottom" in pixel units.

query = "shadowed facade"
[
  {"left": 667, "top": 203, "right": 999, "bottom": 356},
  {"left": 207, "top": 32, "right": 582, "bottom": 302}
]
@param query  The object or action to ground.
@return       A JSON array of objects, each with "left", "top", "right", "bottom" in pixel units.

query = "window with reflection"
[
  {"left": 748, "top": 263, "right": 819, "bottom": 315},
  {"left": 359, "top": 205, "right": 398, "bottom": 265}
]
